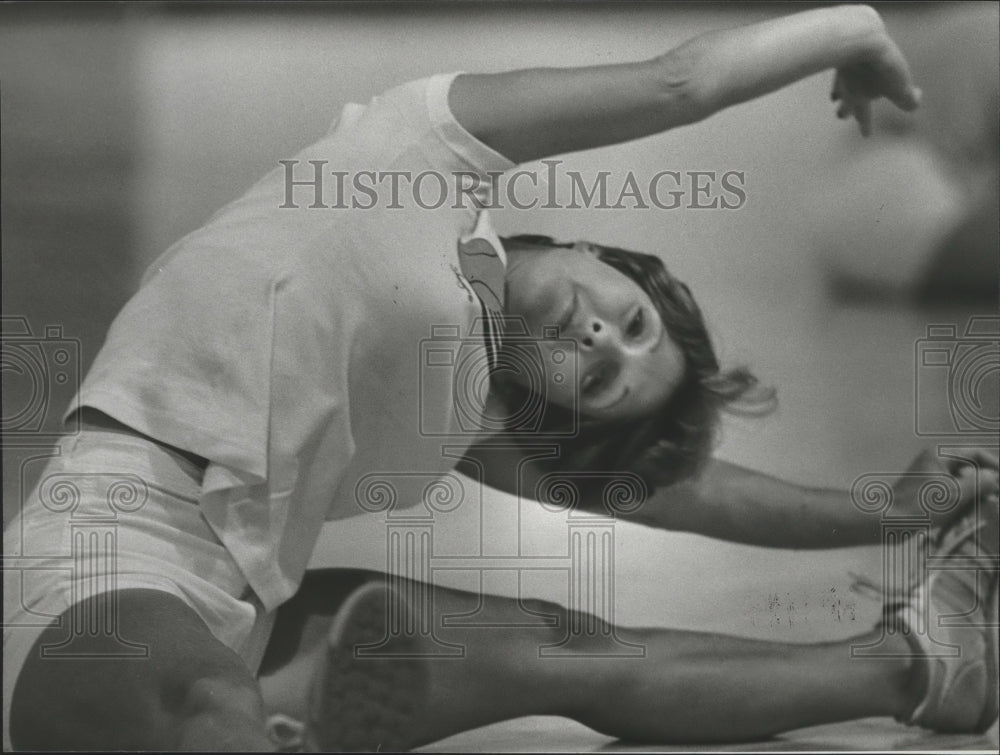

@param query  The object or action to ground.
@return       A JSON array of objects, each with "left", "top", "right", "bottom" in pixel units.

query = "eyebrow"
[
  {"left": 649, "top": 307, "right": 666, "bottom": 353},
  {"left": 565, "top": 289, "right": 580, "bottom": 329}
]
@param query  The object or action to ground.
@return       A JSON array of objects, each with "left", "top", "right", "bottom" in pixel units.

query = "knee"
[
  {"left": 13, "top": 661, "right": 266, "bottom": 750},
  {"left": 168, "top": 673, "right": 271, "bottom": 750},
  {"left": 9, "top": 590, "right": 266, "bottom": 750},
  {"left": 177, "top": 672, "right": 265, "bottom": 721}
]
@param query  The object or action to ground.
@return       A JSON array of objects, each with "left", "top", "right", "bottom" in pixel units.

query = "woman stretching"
[{"left": 5, "top": 4, "right": 998, "bottom": 751}]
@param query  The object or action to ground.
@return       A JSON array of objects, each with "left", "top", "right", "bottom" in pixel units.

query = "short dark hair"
[{"left": 495, "top": 234, "right": 775, "bottom": 491}]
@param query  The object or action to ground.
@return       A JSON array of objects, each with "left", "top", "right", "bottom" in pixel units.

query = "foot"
[
  {"left": 892, "top": 500, "right": 999, "bottom": 733},
  {"left": 302, "top": 582, "right": 429, "bottom": 752}
]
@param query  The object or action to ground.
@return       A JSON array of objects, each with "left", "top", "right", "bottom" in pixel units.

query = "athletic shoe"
[
  {"left": 885, "top": 503, "right": 999, "bottom": 733},
  {"left": 301, "top": 582, "right": 428, "bottom": 752}
]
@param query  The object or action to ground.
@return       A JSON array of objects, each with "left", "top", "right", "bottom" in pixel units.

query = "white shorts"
[{"left": 2, "top": 429, "right": 276, "bottom": 750}]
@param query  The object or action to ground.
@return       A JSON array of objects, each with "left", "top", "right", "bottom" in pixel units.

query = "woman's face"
[{"left": 503, "top": 246, "right": 685, "bottom": 422}]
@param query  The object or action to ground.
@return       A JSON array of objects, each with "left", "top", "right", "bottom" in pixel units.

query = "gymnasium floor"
[{"left": 422, "top": 716, "right": 998, "bottom": 752}]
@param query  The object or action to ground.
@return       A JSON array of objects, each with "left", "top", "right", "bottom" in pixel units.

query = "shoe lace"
[{"left": 848, "top": 511, "right": 990, "bottom": 608}]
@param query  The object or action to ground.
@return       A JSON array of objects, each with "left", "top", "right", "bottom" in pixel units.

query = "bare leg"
[
  {"left": 259, "top": 569, "right": 916, "bottom": 747},
  {"left": 562, "top": 626, "right": 913, "bottom": 743},
  {"left": 10, "top": 589, "right": 274, "bottom": 751}
]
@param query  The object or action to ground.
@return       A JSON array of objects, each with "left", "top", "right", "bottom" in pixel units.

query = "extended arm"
[
  {"left": 449, "top": 4, "right": 920, "bottom": 163},
  {"left": 457, "top": 442, "right": 881, "bottom": 549},
  {"left": 631, "top": 451, "right": 999, "bottom": 548},
  {"left": 628, "top": 459, "right": 879, "bottom": 549},
  {"left": 460, "top": 442, "right": 999, "bottom": 549}
]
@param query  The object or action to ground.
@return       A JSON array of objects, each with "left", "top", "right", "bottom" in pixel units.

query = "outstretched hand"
[{"left": 831, "top": 22, "right": 922, "bottom": 136}]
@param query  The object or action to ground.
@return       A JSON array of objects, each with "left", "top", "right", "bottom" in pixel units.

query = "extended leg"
[
  {"left": 559, "top": 624, "right": 913, "bottom": 743},
  {"left": 259, "top": 569, "right": 917, "bottom": 749}
]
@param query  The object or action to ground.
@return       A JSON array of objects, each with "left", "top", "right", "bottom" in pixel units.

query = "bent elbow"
[{"left": 651, "top": 40, "right": 719, "bottom": 127}]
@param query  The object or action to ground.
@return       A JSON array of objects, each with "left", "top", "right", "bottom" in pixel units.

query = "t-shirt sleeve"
[
  {"left": 422, "top": 72, "right": 516, "bottom": 178},
  {"left": 324, "top": 73, "right": 515, "bottom": 194}
]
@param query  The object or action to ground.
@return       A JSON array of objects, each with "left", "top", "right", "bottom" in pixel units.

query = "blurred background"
[{"left": 2, "top": 1, "right": 998, "bottom": 739}]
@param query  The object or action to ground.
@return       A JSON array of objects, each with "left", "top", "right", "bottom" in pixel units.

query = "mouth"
[{"left": 594, "top": 386, "right": 630, "bottom": 413}]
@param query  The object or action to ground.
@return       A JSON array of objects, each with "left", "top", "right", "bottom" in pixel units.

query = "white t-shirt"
[{"left": 69, "top": 73, "right": 515, "bottom": 610}]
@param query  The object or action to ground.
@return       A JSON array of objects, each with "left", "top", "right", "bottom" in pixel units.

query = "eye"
[
  {"left": 556, "top": 291, "right": 579, "bottom": 337},
  {"left": 626, "top": 308, "right": 645, "bottom": 338}
]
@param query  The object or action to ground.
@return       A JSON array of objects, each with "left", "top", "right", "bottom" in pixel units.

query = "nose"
[{"left": 579, "top": 319, "right": 606, "bottom": 350}]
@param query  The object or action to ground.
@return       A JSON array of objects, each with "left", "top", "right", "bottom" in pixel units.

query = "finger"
[
  {"left": 945, "top": 448, "right": 1000, "bottom": 474},
  {"left": 984, "top": 449, "right": 1000, "bottom": 471},
  {"left": 979, "top": 468, "right": 1000, "bottom": 496},
  {"left": 954, "top": 466, "right": 980, "bottom": 509},
  {"left": 966, "top": 448, "right": 1000, "bottom": 472},
  {"left": 952, "top": 466, "right": 1000, "bottom": 508},
  {"left": 831, "top": 70, "right": 844, "bottom": 101},
  {"left": 875, "top": 43, "right": 921, "bottom": 111},
  {"left": 855, "top": 98, "right": 872, "bottom": 137}
]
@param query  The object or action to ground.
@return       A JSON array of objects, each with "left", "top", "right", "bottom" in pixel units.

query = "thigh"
[
  {"left": 9, "top": 588, "right": 262, "bottom": 751},
  {"left": 5, "top": 432, "right": 268, "bottom": 749},
  {"left": 5, "top": 429, "right": 266, "bottom": 666}
]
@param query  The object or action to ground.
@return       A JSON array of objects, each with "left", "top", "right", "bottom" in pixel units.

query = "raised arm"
[{"left": 449, "top": 4, "right": 920, "bottom": 163}]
